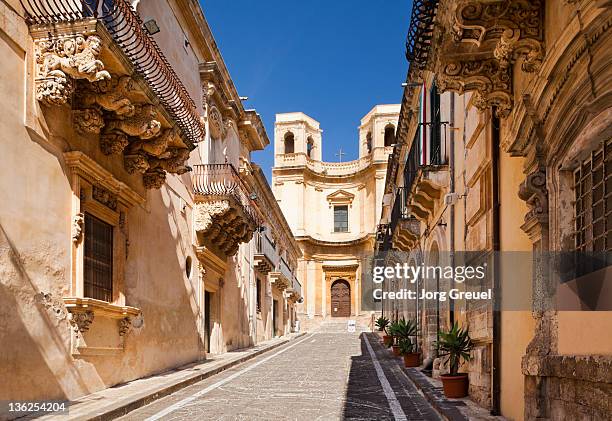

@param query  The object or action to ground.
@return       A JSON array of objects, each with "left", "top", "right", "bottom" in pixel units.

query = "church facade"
[{"left": 272, "top": 106, "right": 398, "bottom": 322}]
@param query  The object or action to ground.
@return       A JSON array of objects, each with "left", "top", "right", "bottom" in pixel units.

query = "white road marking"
[
  {"left": 363, "top": 334, "right": 408, "bottom": 421},
  {"left": 145, "top": 333, "right": 315, "bottom": 420}
]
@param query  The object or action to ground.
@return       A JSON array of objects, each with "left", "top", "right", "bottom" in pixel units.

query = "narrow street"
[{"left": 118, "top": 322, "right": 441, "bottom": 421}]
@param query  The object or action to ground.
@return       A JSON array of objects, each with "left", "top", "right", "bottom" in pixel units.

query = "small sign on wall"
[{"left": 347, "top": 319, "right": 356, "bottom": 332}]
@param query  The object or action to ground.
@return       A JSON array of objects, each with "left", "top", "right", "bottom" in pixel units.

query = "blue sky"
[{"left": 201, "top": 1, "right": 412, "bottom": 180}]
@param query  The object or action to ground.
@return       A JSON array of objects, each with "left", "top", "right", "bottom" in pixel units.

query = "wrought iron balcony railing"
[
  {"left": 405, "top": 0, "right": 439, "bottom": 70},
  {"left": 290, "top": 274, "right": 302, "bottom": 298},
  {"left": 192, "top": 164, "right": 258, "bottom": 227},
  {"left": 20, "top": 0, "right": 204, "bottom": 146},
  {"left": 389, "top": 187, "right": 410, "bottom": 235},
  {"left": 255, "top": 230, "right": 278, "bottom": 267},
  {"left": 279, "top": 258, "right": 293, "bottom": 282}
]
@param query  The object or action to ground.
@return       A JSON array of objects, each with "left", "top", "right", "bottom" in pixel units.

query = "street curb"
[
  {"left": 81, "top": 333, "right": 307, "bottom": 421},
  {"left": 365, "top": 332, "right": 467, "bottom": 421},
  {"left": 401, "top": 367, "right": 468, "bottom": 421}
]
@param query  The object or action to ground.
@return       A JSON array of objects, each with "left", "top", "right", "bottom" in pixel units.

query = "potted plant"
[
  {"left": 387, "top": 319, "right": 401, "bottom": 354},
  {"left": 435, "top": 322, "right": 473, "bottom": 398},
  {"left": 375, "top": 316, "right": 391, "bottom": 346},
  {"left": 396, "top": 319, "right": 420, "bottom": 367},
  {"left": 398, "top": 338, "right": 420, "bottom": 367}
]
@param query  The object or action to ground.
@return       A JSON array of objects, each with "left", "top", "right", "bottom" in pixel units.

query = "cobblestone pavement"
[{"left": 118, "top": 321, "right": 441, "bottom": 421}]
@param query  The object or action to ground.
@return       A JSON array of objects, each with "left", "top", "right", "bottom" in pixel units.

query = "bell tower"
[{"left": 274, "top": 112, "right": 323, "bottom": 165}]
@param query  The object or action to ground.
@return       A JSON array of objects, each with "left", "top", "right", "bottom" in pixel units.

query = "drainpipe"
[
  {"left": 449, "top": 93, "right": 456, "bottom": 326},
  {"left": 491, "top": 112, "right": 502, "bottom": 416}
]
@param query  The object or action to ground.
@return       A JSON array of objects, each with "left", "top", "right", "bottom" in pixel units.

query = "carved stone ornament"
[
  {"left": 33, "top": 31, "right": 192, "bottom": 190},
  {"left": 494, "top": 28, "right": 544, "bottom": 72},
  {"left": 92, "top": 185, "right": 118, "bottom": 210},
  {"left": 71, "top": 212, "right": 85, "bottom": 243},
  {"left": 100, "top": 131, "right": 129, "bottom": 155},
  {"left": 437, "top": 58, "right": 513, "bottom": 117},
  {"left": 518, "top": 167, "right": 548, "bottom": 223},
  {"left": 208, "top": 105, "right": 226, "bottom": 140},
  {"left": 142, "top": 168, "right": 167, "bottom": 189},
  {"left": 73, "top": 108, "right": 105, "bottom": 134},
  {"left": 105, "top": 104, "right": 161, "bottom": 140},
  {"left": 128, "top": 127, "right": 179, "bottom": 158},
  {"left": 81, "top": 76, "right": 136, "bottom": 117},
  {"left": 149, "top": 148, "right": 191, "bottom": 175},
  {"left": 452, "top": 1, "right": 543, "bottom": 44},
  {"left": 68, "top": 310, "right": 94, "bottom": 334},
  {"left": 118, "top": 317, "right": 132, "bottom": 336},
  {"left": 194, "top": 200, "right": 256, "bottom": 256},
  {"left": 35, "top": 34, "right": 111, "bottom": 105},
  {"left": 124, "top": 153, "right": 151, "bottom": 174}
]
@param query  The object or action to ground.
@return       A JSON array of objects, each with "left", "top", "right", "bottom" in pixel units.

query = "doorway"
[
  {"left": 272, "top": 299, "right": 278, "bottom": 337},
  {"left": 331, "top": 279, "right": 351, "bottom": 317},
  {"left": 204, "top": 291, "right": 211, "bottom": 353}
]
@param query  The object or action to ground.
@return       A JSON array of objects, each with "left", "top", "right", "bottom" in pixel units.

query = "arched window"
[
  {"left": 306, "top": 136, "right": 314, "bottom": 157},
  {"left": 366, "top": 131, "right": 372, "bottom": 154},
  {"left": 284, "top": 131, "right": 295, "bottom": 154},
  {"left": 384, "top": 124, "right": 396, "bottom": 147}
]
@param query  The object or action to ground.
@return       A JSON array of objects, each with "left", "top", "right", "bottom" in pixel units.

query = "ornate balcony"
[
  {"left": 286, "top": 274, "right": 302, "bottom": 302},
  {"left": 192, "top": 164, "right": 258, "bottom": 257},
  {"left": 433, "top": 0, "right": 545, "bottom": 117},
  {"left": 254, "top": 231, "right": 277, "bottom": 274},
  {"left": 270, "top": 258, "right": 292, "bottom": 291},
  {"left": 20, "top": 0, "right": 205, "bottom": 188}
]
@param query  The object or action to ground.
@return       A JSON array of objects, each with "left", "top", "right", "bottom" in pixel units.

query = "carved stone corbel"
[
  {"left": 118, "top": 317, "right": 132, "bottom": 336},
  {"left": 518, "top": 167, "right": 548, "bottom": 229},
  {"left": 35, "top": 34, "right": 111, "bottom": 106},
  {"left": 68, "top": 310, "right": 94, "bottom": 335},
  {"left": 105, "top": 104, "right": 161, "bottom": 140},
  {"left": 494, "top": 28, "right": 544, "bottom": 73},
  {"left": 437, "top": 58, "right": 513, "bottom": 117},
  {"left": 128, "top": 127, "right": 179, "bottom": 158},
  {"left": 71, "top": 212, "right": 85, "bottom": 243},
  {"left": 100, "top": 132, "right": 129, "bottom": 155},
  {"left": 142, "top": 168, "right": 166, "bottom": 189},
  {"left": 81, "top": 76, "right": 136, "bottom": 117},
  {"left": 73, "top": 108, "right": 105, "bottom": 134},
  {"left": 124, "top": 153, "right": 151, "bottom": 174}
]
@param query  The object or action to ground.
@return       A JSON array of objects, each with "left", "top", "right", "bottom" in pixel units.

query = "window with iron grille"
[
  {"left": 574, "top": 139, "right": 612, "bottom": 252},
  {"left": 84, "top": 213, "right": 114, "bottom": 302},
  {"left": 334, "top": 205, "right": 349, "bottom": 232}
]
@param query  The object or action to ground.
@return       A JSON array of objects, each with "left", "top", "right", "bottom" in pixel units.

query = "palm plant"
[
  {"left": 387, "top": 319, "right": 402, "bottom": 339},
  {"left": 375, "top": 316, "right": 390, "bottom": 333},
  {"left": 398, "top": 337, "right": 415, "bottom": 355},
  {"left": 435, "top": 322, "right": 473, "bottom": 376},
  {"left": 395, "top": 318, "right": 417, "bottom": 340}
]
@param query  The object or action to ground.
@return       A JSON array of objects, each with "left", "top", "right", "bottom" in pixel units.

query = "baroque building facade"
[
  {"left": 0, "top": 0, "right": 301, "bottom": 409},
  {"left": 272, "top": 107, "right": 397, "bottom": 324},
  {"left": 378, "top": 0, "right": 611, "bottom": 420}
]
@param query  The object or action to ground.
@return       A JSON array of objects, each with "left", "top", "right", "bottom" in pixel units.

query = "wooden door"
[{"left": 331, "top": 280, "right": 351, "bottom": 317}]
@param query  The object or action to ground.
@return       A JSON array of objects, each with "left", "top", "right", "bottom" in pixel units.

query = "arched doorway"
[{"left": 331, "top": 279, "right": 351, "bottom": 317}]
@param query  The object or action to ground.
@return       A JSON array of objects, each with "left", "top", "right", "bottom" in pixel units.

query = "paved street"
[{"left": 119, "top": 321, "right": 440, "bottom": 421}]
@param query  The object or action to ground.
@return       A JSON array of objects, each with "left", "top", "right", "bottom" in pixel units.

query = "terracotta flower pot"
[
  {"left": 383, "top": 335, "right": 392, "bottom": 346},
  {"left": 392, "top": 345, "right": 401, "bottom": 356},
  {"left": 403, "top": 352, "right": 421, "bottom": 367},
  {"left": 440, "top": 373, "right": 469, "bottom": 398}
]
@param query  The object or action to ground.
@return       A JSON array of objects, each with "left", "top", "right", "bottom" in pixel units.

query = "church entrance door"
[{"left": 331, "top": 279, "right": 351, "bottom": 317}]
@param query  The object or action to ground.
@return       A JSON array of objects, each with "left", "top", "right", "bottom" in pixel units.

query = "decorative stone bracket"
[
  {"left": 518, "top": 167, "right": 548, "bottom": 233},
  {"left": 436, "top": 0, "right": 545, "bottom": 117},
  {"left": 194, "top": 199, "right": 257, "bottom": 257},
  {"left": 33, "top": 29, "right": 194, "bottom": 189}
]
